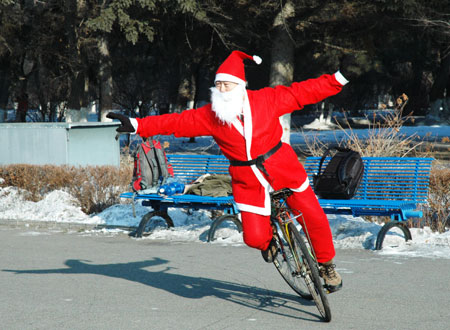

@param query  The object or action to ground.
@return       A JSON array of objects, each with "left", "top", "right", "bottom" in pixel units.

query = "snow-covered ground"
[
  {"left": 1, "top": 124, "right": 449, "bottom": 259},
  {"left": 1, "top": 184, "right": 450, "bottom": 259}
]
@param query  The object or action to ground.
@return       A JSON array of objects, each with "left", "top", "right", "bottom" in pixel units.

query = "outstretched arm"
[
  {"left": 107, "top": 106, "right": 214, "bottom": 138},
  {"left": 269, "top": 54, "right": 365, "bottom": 117},
  {"left": 268, "top": 73, "right": 346, "bottom": 117}
]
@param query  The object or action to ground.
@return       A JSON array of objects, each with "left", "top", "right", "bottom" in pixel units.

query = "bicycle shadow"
[{"left": 3, "top": 257, "right": 322, "bottom": 322}]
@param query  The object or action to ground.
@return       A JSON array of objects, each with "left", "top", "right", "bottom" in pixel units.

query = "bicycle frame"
[{"left": 271, "top": 189, "right": 318, "bottom": 266}]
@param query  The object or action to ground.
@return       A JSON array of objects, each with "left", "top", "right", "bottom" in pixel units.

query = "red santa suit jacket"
[{"left": 136, "top": 73, "right": 345, "bottom": 215}]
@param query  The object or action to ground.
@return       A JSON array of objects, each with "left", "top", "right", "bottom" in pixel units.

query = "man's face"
[
  {"left": 210, "top": 81, "right": 245, "bottom": 125},
  {"left": 215, "top": 81, "right": 238, "bottom": 93}
]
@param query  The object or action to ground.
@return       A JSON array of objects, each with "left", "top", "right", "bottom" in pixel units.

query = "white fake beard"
[{"left": 210, "top": 85, "right": 245, "bottom": 125}]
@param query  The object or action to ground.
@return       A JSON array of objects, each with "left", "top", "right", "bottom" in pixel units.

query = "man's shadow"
[{"left": 3, "top": 257, "right": 321, "bottom": 321}]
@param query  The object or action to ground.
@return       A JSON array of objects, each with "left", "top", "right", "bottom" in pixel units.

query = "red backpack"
[{"left": 132, "top": 139, "right": 174, "bottom": 192}]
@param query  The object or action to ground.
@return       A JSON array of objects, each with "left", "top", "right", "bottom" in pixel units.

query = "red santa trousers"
[{"left": 240, "top": 185, "right": 335, "bottom": 263}]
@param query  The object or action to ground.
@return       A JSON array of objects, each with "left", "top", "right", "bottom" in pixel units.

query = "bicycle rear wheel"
[
  {"left": 287, "top": 222, "right": 332, "bottom": 322},
  {"left": 272, "top": 220, "right": 312, "bottom": 300}
]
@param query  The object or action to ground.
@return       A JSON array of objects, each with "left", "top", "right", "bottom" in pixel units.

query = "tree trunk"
[
  {"left": 444, "top": 77, "right": 450, "bottom": 121},
  {"left": 98, "top": 36, "right": 113, "bottom": 122},
  {"left": 326, "top": 103, "right": 334, "bottom": 124},
  {"left": 35, "top": 54, "right": 49, "bottom": 122},
  {"left": 408, "top": 36, "right": 429, "bottom": 116},
  {"left": 0, "top": 61, "right": 10, "bottom": 123},
  {"left": 269, "top": 0, "right": 295, "bottom": 144},
  {"left": 64, "top": 0, "right": 89, "bottom": 123},
  {"left": 66, "top": 71, "right": 89, "bottom": 122},
  {"left": 177, "top": 59, "right": 196, "bottom": 110},
  {"left": 187, "top": 98, "right": 196, "bottom": 143},
  {"left": 428, "top": 52, "right": 450, "bottom": 121},
  {"left": 49, "top": 102, "right": 58, "bottom": 122},
  {"left": 194, "top": 57, "right": 212, "bottom": 109},
  {"left": 16, "top": 80, "right": 28, "bottom": 122}
]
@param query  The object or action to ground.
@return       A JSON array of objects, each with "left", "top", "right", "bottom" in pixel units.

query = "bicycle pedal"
[{"left": 273, "top": 259, "right": 280, "bottom": 268}]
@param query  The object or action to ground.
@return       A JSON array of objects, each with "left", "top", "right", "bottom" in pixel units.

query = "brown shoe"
[
  {"left": 319, "top": 261, "right": 343, "bottom": 293},
  {"left": 261, "top": 239, "right": 278, "bottom": 263}
]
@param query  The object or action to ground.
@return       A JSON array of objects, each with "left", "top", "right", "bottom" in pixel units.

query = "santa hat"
[{"left": 215, "top": 50, "right": 262, "bottom": 86}]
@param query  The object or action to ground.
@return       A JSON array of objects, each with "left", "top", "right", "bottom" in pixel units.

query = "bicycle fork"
[{"left": 275, "top": 213, "right": 307, "bottom": 278}]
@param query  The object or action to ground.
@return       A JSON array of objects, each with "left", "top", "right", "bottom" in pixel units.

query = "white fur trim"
[
  {"left": 335, "top": 70, "right": 349, "bottom": 85},
  {"left": 241, "top": 92, "right": 273, "bottom": 215},
  {"left": 290, "top": 177, "right": 310, "bottom": 192},
  {"left": 249, "top": 164, "right": 273, "bottom": 215},
  {"left": 129, "top": 118, "right": 138, "bottom": 134},
  {"left": 243, "top": 92, "right": 252, "bottom": 152},
  {"left": 215, "top": 73, "right": 245, "bottom": 85},
  {"left": 253, "top": 55, "right": 262, "bottom": 64},
  {"left": 231, "top": 118, "right": 244, "bottom": 136},
  {"left": 235, "top": 201, "right": 271, "bottom": 216}
]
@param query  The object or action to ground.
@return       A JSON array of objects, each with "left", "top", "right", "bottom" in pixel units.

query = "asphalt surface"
[{"left": 1, "top": 222, "right": 449, "bottom": 330}]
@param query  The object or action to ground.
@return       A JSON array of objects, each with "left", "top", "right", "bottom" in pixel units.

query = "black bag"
[{"left": 312, "top": 147, "right": 364, "bottom": 199}]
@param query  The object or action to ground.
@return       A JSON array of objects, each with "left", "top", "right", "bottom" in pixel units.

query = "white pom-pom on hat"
[{"left": 253, "top": 55, "right": 262, "bottom": 65}]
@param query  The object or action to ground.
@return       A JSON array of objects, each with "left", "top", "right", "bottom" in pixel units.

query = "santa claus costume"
[{"left": 134, "top": 51, "right": 348, "bottom": 263}]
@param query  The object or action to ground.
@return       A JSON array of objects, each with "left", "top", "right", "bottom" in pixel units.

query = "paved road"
[{"left": 1, "top": 223, "right": 449, "bottom": 330}]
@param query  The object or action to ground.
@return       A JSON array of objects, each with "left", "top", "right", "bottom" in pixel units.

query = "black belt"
[{"left": 229, "top": 141, "right": 282, "bottom": 176}]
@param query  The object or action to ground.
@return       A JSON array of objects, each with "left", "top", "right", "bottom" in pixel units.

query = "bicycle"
[{"left": 269, "top": 188, "right": 332, "bottom": 322}]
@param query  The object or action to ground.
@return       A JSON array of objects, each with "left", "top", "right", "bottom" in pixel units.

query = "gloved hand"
[
  {"left": 106, "top": 112, "right": 135, "bottom": 133},
  {"left": 339, "top": 53, "right": 364, "bottom": 82}
]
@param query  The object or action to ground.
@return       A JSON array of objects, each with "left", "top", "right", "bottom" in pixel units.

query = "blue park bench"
[
  {"left": 120, "top": 154, "right": 433, "bottom": 249},
  {"left": 304, "top": 156, "right": 433, "bottom": 249},
  {"left": 121, "top": 154, "right": 241, "bottom": 242}
]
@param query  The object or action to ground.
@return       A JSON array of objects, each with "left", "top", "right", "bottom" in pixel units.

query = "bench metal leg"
[
  {"left": 375, "top": 221, "right": 412, "bottom": 250},
  {"left": 129, "top": 210, "right": 174, "bottom": 238},
  {"left": 208, "top": 215, "right": 242, "bottom": 242}
]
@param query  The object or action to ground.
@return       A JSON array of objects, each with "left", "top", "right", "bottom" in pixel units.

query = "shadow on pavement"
[{"left": 3, "top": 257, "right": 322, "bottom": 321}]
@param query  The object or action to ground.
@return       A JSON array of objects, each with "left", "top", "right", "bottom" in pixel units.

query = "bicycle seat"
[{"left": 270, "top": 188, "right": 293, "bottom": 200}]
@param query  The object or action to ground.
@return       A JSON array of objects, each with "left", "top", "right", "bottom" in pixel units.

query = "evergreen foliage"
[{"left": 0, "top": 0, "right": 448, "bottom": 121}]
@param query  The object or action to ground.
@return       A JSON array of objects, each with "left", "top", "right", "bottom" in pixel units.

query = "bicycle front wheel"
[
  {"left": 272, "top": 220, "right": 312, "bottom": 300},
  {"left": 287, "top": 222, "right": 332, "bottom": 322}
]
